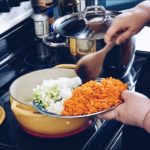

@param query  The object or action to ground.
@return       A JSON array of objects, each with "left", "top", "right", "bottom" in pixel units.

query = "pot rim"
[
  {"left": 52, "top": 8, "right": 122, "bottom": 40},
  {"left": 9, "top": 68, "right": 76, "bottom": 106}
]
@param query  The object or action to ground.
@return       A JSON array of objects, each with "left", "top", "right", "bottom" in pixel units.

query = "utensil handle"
[
  {"left": 102, "top": 41, "right": 115, "bottom": 53},
  {"left": 43, "top": 38, "right": 68, "bottom": 47},
  {"left": 11, "top": 100, "right": 45, "bottom": 118}
]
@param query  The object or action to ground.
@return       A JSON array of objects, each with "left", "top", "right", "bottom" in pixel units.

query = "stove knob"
[
  {"left": 8, "top": 0, "right": 20, "bottom": 7},
  {"left": 0, "top": 0, "right": 10, "bottom": 13}
]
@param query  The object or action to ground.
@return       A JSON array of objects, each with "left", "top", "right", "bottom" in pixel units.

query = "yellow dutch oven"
[
  {"left": 10, "top": 64, "right": 92, "bottom": 137},
  {"left": 0, "top": 105, "right": 5, "bottom": 126}
]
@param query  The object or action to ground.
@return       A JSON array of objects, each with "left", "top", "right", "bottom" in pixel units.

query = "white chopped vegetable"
[{"left": 33, "top": 77, "right": 82, "bottom": 114}]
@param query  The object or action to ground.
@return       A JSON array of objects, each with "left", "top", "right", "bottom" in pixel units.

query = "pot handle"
[
  {"left": 54, "top": 64, "right": 76, "bottom": 69},
  {"left": 81, "top": 6, "right": 107, "bottom": 24},
  {"left": 0, "top": 104, "right": 5, "bottom": 125},
  {"left": 11, "top": 100, "right": 45, "bottom": 118},
  {"left": 43, "top": 38, "right": 68, "bottom": 47},
  {"left": 43, "top": 32, "right": 68, "bottom": 48}
]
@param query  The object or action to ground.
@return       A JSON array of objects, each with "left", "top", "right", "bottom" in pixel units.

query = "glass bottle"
[{"left": 32, "top": 11, "right": 49, "bottom": 38}]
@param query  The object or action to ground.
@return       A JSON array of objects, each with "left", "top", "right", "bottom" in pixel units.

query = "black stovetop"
[
  {"left": 0, "top": 18, "right": 150, "bottom": 150},
  {"left": 0, "top": 18, "right": 98, "bottom": 150}
]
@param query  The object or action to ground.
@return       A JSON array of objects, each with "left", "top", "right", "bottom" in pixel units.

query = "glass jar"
[{"left": 32, "top": 13, "right": 49, "bottom": 38}]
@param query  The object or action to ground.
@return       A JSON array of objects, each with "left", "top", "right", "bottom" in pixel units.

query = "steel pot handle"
[
  {"left": 43, "top": 38, "right": 68, "bottom": 47},
  {"left": 43, "top": 32, "right": 68, "bottom": 48},
  {"left": 81, "top": 5, "right": 107, "bottom": 24}
]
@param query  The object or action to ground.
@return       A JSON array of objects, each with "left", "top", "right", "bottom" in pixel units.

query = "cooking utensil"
[
  {"left": 43, "top": 6, "right": 135, "bottom": 78},
  {"left": 0, "top": 103, "right": 5, "bottom": 126},
  {"left": 76, "top": 41, "right": 115, "bottom": 82},
  {"left": 32, "top": 98, "right": 118, "bottom": 119},
  {"left": 32, "top": 77, "right": 125, "bottom": 118},
  {"left": 11, "top": 99, "right": 91, "bottom": 137},
  {"left": 10, "top": 66, "right": 92, "bottom": 137}
]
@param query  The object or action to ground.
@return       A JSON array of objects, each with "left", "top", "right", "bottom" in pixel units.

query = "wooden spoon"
[{"left": 76, "top": 42, "right": 115, "bottom": 82}]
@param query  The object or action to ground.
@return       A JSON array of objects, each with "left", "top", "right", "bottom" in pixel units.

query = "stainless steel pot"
[{"left": 43, "top": 6, "right": 135, "bottom": 78}]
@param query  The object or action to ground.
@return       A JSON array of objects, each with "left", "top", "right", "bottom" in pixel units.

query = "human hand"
[
  {"left": 105, "top": 6, "right": 150, "bottom": 44},
  {"left": 98, "top": 90, "right": 150, "bottom": 128}
]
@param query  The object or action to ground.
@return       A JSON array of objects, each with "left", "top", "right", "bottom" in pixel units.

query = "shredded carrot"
[{"left": 61, "top": 77, "right": 127, "bottom": 116}]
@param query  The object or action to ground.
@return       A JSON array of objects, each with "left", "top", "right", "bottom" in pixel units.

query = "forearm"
[
  {"left": 143, "top": 109, "right": 150, "bottom": 133},
  {"left": 136, "top": 1, "right": 150, "bottom": 26}
]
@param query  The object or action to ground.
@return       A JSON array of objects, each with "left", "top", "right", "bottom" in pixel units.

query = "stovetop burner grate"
[{"left": 24, "top": 51, "right": 58, "bottom": 68}]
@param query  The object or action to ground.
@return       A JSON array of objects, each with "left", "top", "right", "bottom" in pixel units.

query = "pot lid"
[{"left": 53, "top": 6, "right": 115, "bottom": 40}]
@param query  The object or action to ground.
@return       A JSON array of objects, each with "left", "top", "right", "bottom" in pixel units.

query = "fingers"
[
  {"left": 104, "top": 24, "right": 119, "bottom": 43},
  {"left": 104, "top": 14, "right": 134, "bottom": 44},
  {"left": 104, "top": 22, "right": 122, "bottom": 44},
  {"left": 98, "top": 109, "right": 116, "bottom": 120},
  {"left": 116, "top": 29, "right": 135, "bottom": 44},
  {"left": 105, "top": 26, "right": 133, "bottom": 45}
]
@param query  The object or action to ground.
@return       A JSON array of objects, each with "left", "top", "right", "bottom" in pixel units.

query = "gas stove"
[{"left": 0, "top": 17, "right": 149, "bottom": 150}]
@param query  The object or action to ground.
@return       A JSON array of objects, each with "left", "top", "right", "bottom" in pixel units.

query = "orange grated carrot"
[{"left": 61, "top": 77, "right": 128, "bottom": 116}]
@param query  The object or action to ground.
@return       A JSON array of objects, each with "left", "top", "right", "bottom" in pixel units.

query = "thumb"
[{"left": 121, "top": 90, "right": 131, "bottom": 102}]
